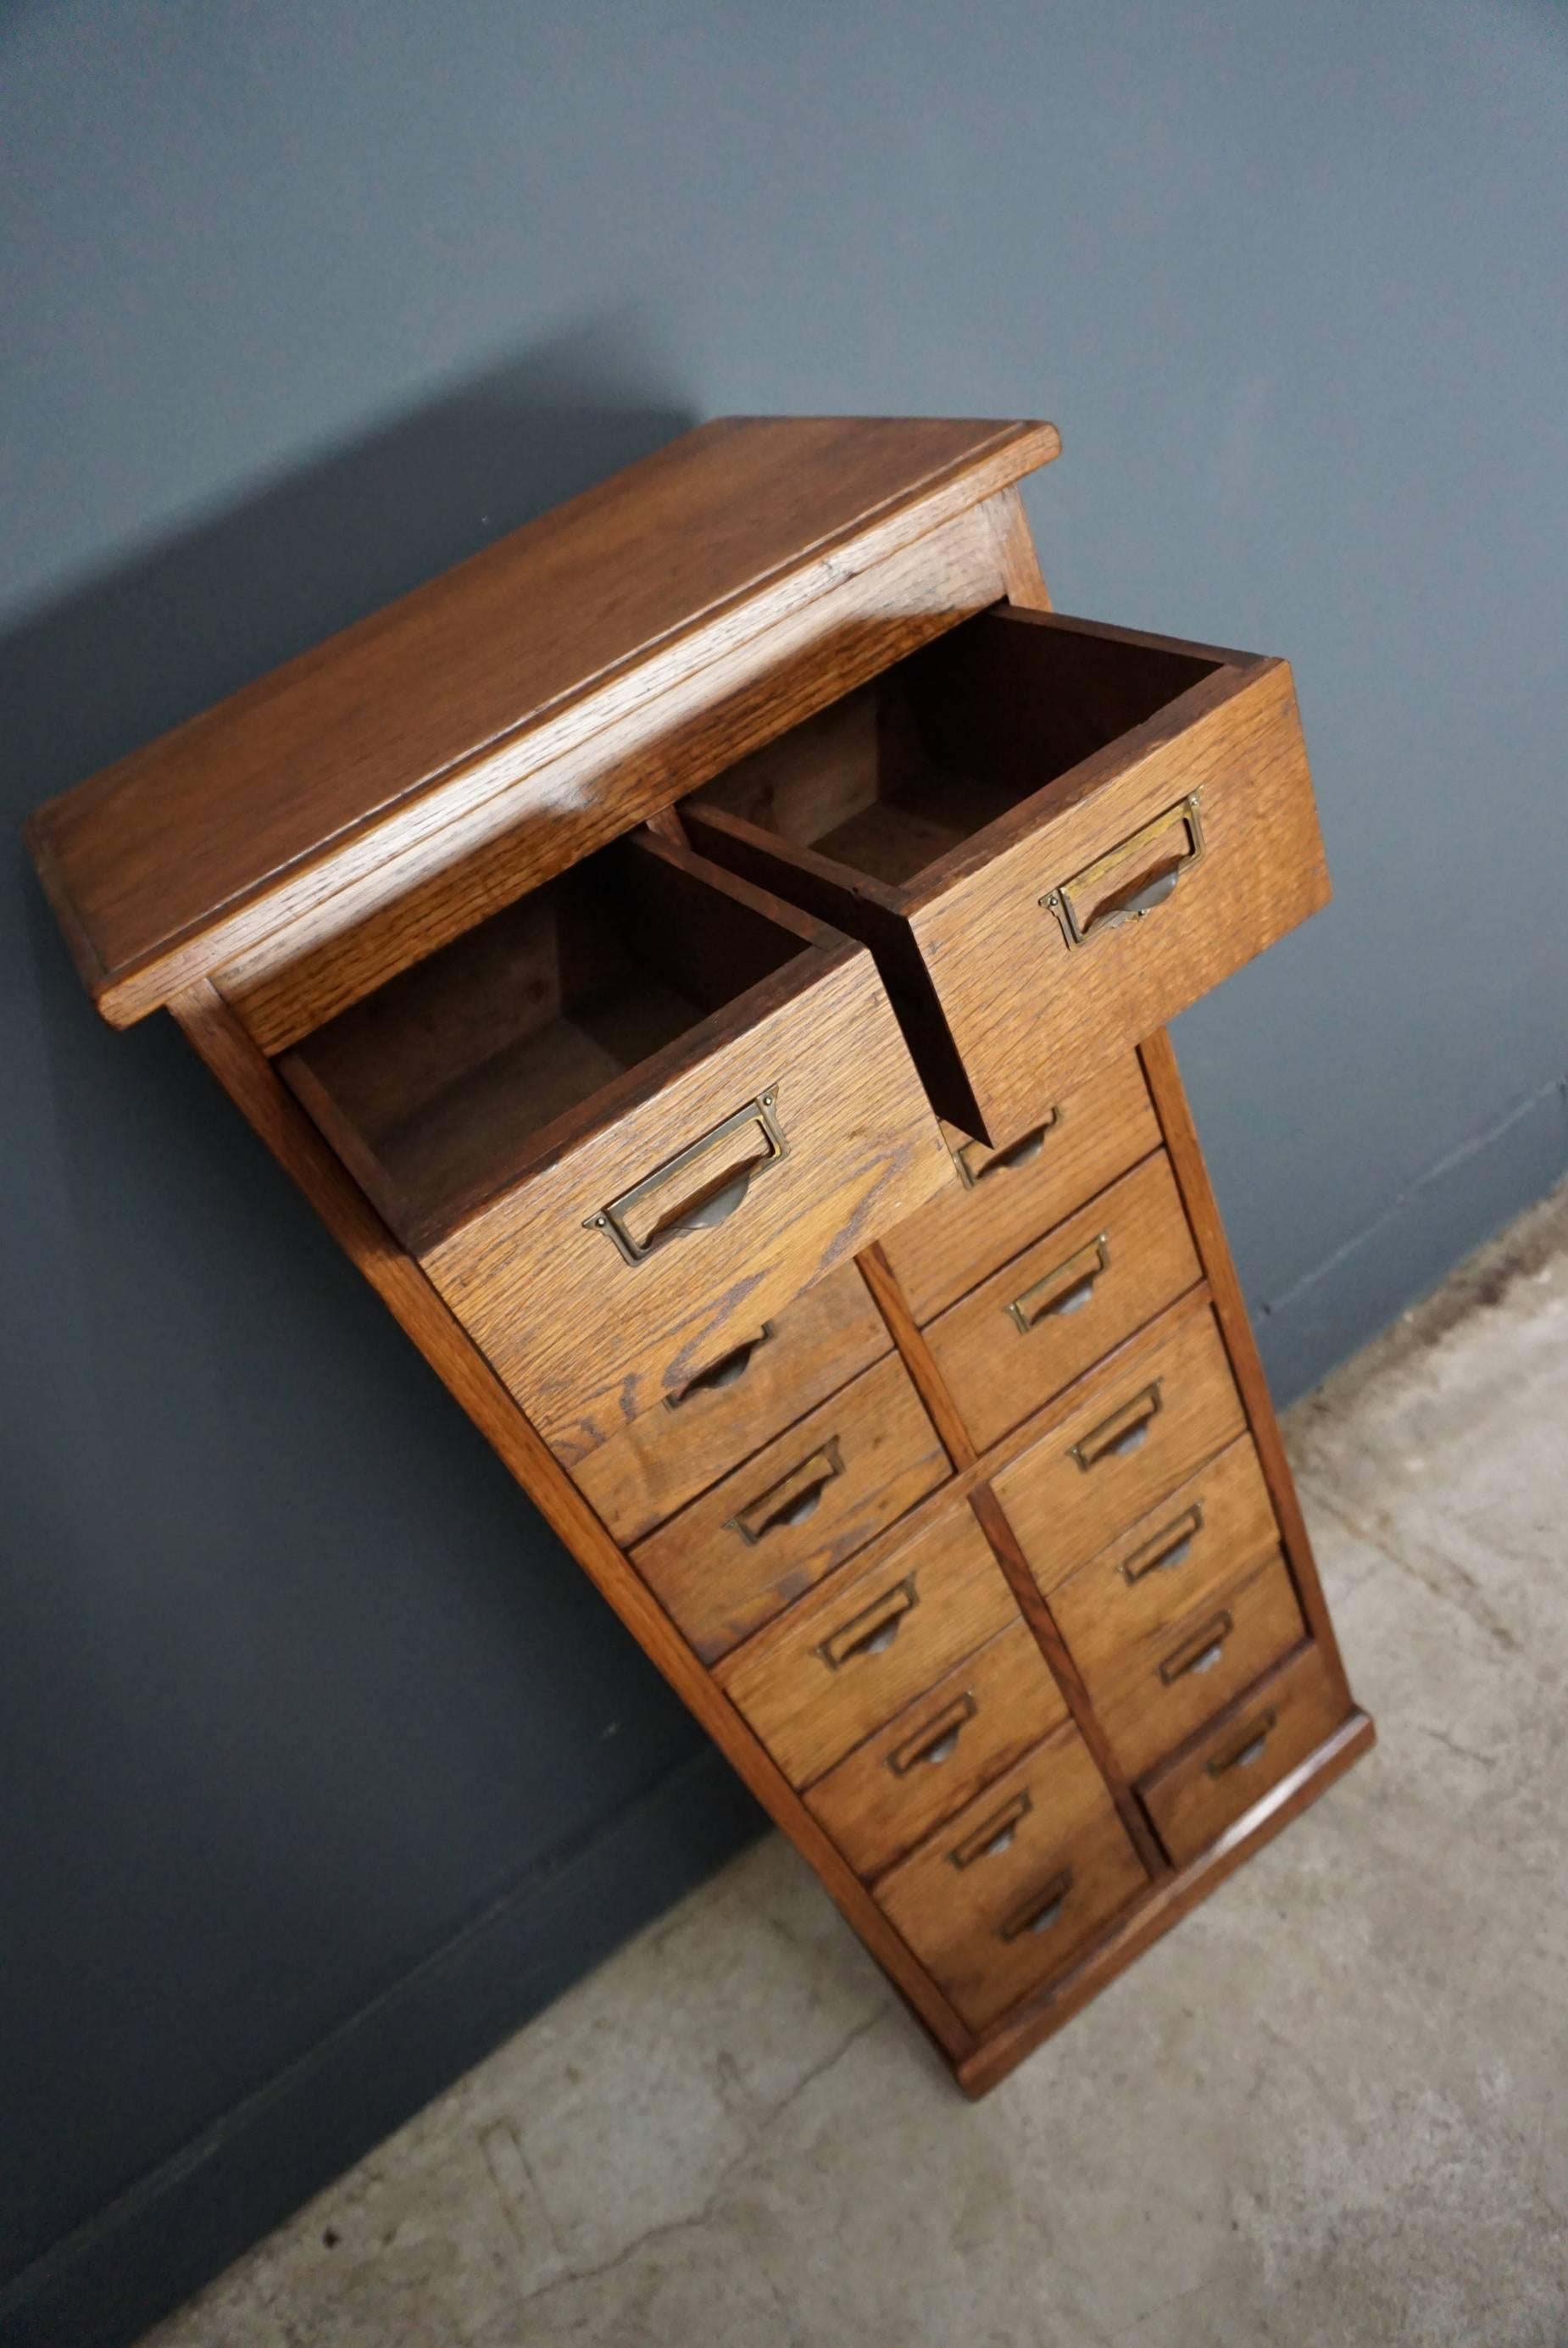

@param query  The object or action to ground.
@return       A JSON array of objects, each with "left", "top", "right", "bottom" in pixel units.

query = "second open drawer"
[
  {"left": 281, "top": 831, "right": 949, "bottom": 1463},
  {"left": 683, "top": 606, "right": 1329, "bottom": 1141}
]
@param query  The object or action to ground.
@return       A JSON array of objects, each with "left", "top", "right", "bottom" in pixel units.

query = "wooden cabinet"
[{"left": 26, "top": 415, "right": 1372, "bottom": 2097}]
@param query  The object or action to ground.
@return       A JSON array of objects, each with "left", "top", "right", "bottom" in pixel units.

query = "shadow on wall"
[
  {"left": 4, "top": 317, "right": 699, "bottom": 1383},
  {"left": 3, "top": 321, "right": 698, "bottom": 811}
]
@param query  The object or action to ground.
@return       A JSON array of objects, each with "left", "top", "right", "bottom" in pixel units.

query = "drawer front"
[
  {"left": 1045, "top": 1434, "right": 1278, "bottom": 1653},
  {"left": 988, "top": 1304, "right": 1248, "bottom": 1594},
  {"left": 631, "top": 1354, "right": 949, "bottom": 1663},
  {"left": 926, "top": 1152, "right": 1201, "bottom": 1454},
  {"left": 715, "top": 1497, "right": 1017, "bottom": 1787},
  {"left": 876, "top": 1724, "right": 1148, "bottom": 2030},
  {"left": 571, "top": 1262, "right": 891, "bottom": 1544},
  {"left": 423, "top": 943, "right": 949, "bottom": 1462},
  {"left": 876, "top": 1054, "right": 1163, "bottom": 1326},
  {"left": 805, "top": 1618, "right": 1070, "bottom": 1879},
  {"left": 1139, "top": 1642, "right": 1351, "bottom": 1867},
  {"left": 911, "top": 625, "right": 1330, "bottom": 1136},
  {"left": 1093, "top": 1549, "right": 1306, "bottom": 1781}
]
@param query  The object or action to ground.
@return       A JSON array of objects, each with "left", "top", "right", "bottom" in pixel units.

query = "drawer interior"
[
  {"left": 280, "top": 834, "right": 813, "bottom": 1247},
  {"left": 689, "top": 609, "right": 1223, "bottom": 890}
]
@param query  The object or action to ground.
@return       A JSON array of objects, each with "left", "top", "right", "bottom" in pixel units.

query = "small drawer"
[
  {"left": 631, "top": 1353, "right": 948, "bottom": 1663},
  {"left": 1139, "top": 1642, "right": 1350, "bottom": 1867},
  {"left": 1043, "top": 1433, "right": 1277, "bottom": 1630},
  {"left": 805, "top": 1618, "right": 1070, "bottom": 1878},
  {"left": 926, "top": 1152, "right": 1201, "bottom": 1454},
  {"left": 876, "top": 1054, "right": 1164, "bottom": 1326},
  {"left": 988, "top": 1303, "right": 1248, "bottom": 1594},
  {"left": 714, "top": 1494, "right": 1018, "bottom": 1787},
  {"left": 1091, "top": 1549, "right": 1306, "bottom": 1781},
  {"left": 281, "top": 831, "right": 948, "bottom": 1462},
  {"left": 683, "top": 607, "right": 1328, "bottom": 1142},
  {"left": 876, "top": 1722, "right": 1149, "bottom": 2030},
  {"left": 572, "top": 1262, "right": 891, "bottom": 1544}
]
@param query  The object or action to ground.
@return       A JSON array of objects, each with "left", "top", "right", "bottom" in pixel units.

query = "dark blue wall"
[{"left": 3, "top": 5, "right": 1565, "bottom": 2340}]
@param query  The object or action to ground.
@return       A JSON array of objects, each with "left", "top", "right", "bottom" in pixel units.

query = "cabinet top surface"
[{"left": 28, "top": 414, "right": 1058, "bottom": 1021}]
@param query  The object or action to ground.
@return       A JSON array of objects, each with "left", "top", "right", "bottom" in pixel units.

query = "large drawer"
[
  {"left": 572, "top": 1261, "right": 891, "bottom": 1544},
  {"left": 876, "top": 1723, "right": 1149, "bottom": 2030},
  {"left": 631, "top": 1353, "right": 949, "bottom": 1663},
  {"left": 805, "top": 1618, "right": 1070, "bottom": 1879},
  {"left": 683, "top": 606, "right": 1329, "bottom": 1141},
  {"left": 987, "top": 1302, "right": 1248, "bottom": 1594},
  {"left": 1138, "top": 1642, "right": 1350, "bottom": 1867},
  {"left": 714, "top": 1494, "right": 1017, "bottom": 1787},
  {"left": 876, "top": 1054, "right": 1163, "bottom": 1326},
  {"left": 281, "top": 831, "right": 948, "bottom": 1462},
  {"left": 925, "top": 1150, "right": 1201, "bottom": 1454}
]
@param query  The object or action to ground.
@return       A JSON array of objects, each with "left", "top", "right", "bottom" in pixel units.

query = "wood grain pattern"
[
  {"left": 954, "top": 1706, "right": 1376, "bottom": 2095},
  {"left": 804, "top": 1617, "right": 1070, "bottom": 1879},
  {"left": 419, "top": 933, "right": 951, "bottom": 1461},
  {"left": 966, "top": 1481, "right": 1170, "bottom": 1880},
  {"left": 1137, "top": 1029, "right": 1355, "bottom": 1712},
  {"left": 714, "top": 1494, "right": 1020, "bottom": 1787},
  {"left": 1090, "top": 1547, "right": 1306, "bottom": 1781},
  {"left": 631, "top": 1354, "right": 950, "bottom": 1664},
  {"left": 31, "top": 419, "right": 1058, "bottom": 1027},
  {"left": 876, "top": 1052, "right": 1163, "bottom": 1326},
  {"left": 687, "top": 612, "right": 1330, "bottom": 1143},
  {"left": 854, "top": 1239, "right": 978, "bottom": 1468},
  {"left": 987, "top": 1298, "right": 1246, "bottom": 1594},
  {"left": 571, "top": 1261, "right": 891, "bottom": 1545},
  {"left": 1137, "top": 1640, "right": 1352, "bottom": 1866},
  {"left": 168, "top": 977, "right": 976, "bottom": 2064},
  {"left": 1046, "top": 1434, "right": 1279, "bottom": 1670},
  {"left": 925, "top": 1149, "right": 1202, "bottom": 1453},
  {"left": 875, "top": 1721, "right": 1149, "bottom": 2030},
  {"left": 220, "top": 498, "right": 1020, "bottom": 1054}
]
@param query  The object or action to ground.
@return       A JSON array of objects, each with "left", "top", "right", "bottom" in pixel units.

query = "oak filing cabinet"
[{"left": 27, "top": 417, "right": 1373, "bottom": 2096}]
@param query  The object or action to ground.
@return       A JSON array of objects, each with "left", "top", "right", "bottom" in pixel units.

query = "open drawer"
[
  {"left": 279, "top": 832, "right": 950, "bottom": 1462},
  {"left": 683, "top": 607, "right": 1330, "bottom": 1141}
]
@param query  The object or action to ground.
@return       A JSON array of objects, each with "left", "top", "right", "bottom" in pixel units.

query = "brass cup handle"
[
  {"left": 1042, "top": 793, "right": 1206, "bottom": 952},
  {"left": 585, "top": 1088, "right": 787, "bottom": 1266},
  {"left": 664, "top": 1324, "right": 774, "bottom": 1411},
  {"left": 1008, "top": 1234, "right": 1109, "bottom": 1336},
  {"left": 1070, "top": 1381, "right": 1163, "bottom": 1472},
  {"left": 727, "top": 1438, "right": 844, "bottom": 1548},
  {"left": 1208, "top": 1708, "right": 1277, "bottom": 1778},
  {"left": 816, "top": 1574, "right": 920, "bottom": 1672},
  {"left": 1120, "top": 1504, "right": 1204, "bottom": 1585},
  {"left": 999, "top": 1868, "right": 1074, "bottom": 1943},
  {"left": 954, "top": 1106, "right": 1063, "bottom": 1188},
  {"left": 888, "top": 1691, "right": 976, "bottom": 1778},
  {"left": 949, "top": 1789, "right": 1031, "bottom": 1871},
  {"left": 1159, "top": 1611, "right": 1233, "bottom": 1686}
]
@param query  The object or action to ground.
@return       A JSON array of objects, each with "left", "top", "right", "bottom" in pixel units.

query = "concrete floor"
[{"left": 147, "top": 1185, "right": 1568, "bottom": 2348}]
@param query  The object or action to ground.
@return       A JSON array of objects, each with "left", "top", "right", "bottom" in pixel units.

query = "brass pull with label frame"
[
  {"left": 1070, "top": 1381, "right": 1163, "bottom": 1472},
  {"left": 1120, "top": 1503, "right": 1204, "bottom": 1584},
  {"left": 1008, "top": 1232, "right": 1109, "bottom": 1335},
  {"left": 998, "top": 1867, "right": 1074, "bottom": 1943},
  {"left": 949, "top": 1788, "right": 1031, "bottom": 1870},
  {"left": 816, "top": 1574, "right": 920, "bottom": 1671},
  {"left": 1042, "top": 793, "right": 1206, "bottom": 952},
  {"left": 888, "top": 1691, "right": 978, "bottom": 1777},
  {"left": 954, "top": 1106, "right": 1063, "bottom": 1188},
  {"left": 1159, "top": 1610, "right": 1233, "bottom": 1684},
  {"left": 585, "top": 1088, "right": 787, "bottom": 1266},
  {"left": 1208, "top": 1708, "right": 1277, "bottom": 1778},
  {"left": 727, "top": 1437, "right": 844, "bottom": 1547},
  {"left": 664, "top": 1323, "right": 775, "bottom": 1410}
]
